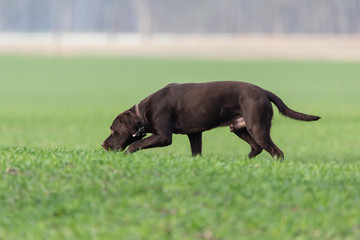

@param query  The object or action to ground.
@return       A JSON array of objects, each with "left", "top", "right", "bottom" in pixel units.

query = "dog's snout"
[{"left": 102, "top": 141, "right": 109, "bottom": 150}]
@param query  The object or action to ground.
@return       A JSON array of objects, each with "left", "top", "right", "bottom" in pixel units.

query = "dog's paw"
[{"left": 126, "top": 144, "right": 139, "bottom": 154}]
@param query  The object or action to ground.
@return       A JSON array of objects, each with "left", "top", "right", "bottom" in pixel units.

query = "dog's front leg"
[
  {"left": 126, "top": 134, "right": 172, "bottom": 153},
  {"left": 187, "top": 132, "right": 202, "bottom": 156}
]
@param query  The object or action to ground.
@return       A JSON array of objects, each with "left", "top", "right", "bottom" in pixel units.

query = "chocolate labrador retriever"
[{"left": 102, "top": 81, "right": 320, "bottom": 160}]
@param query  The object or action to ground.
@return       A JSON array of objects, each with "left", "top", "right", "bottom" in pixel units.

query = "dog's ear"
[
  {"left": 118, "top": 111, "right": 138, "bottom": 128},
  {"left": 132, "top": 121, "right": 146, "bottom": 138}
]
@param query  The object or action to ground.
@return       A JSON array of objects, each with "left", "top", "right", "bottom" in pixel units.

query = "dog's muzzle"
[{"left": 101, "top": 141, "right": 109, "bottom": 150}]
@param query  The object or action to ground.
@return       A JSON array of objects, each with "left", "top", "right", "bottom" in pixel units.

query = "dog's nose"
[{"left": 101, "top": 141, "right": 108, "bottom": 150}]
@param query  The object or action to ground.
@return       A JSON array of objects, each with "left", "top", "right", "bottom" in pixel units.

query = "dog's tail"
[{"left": 265, "top": 90, "right": 320, "bottom": 121}]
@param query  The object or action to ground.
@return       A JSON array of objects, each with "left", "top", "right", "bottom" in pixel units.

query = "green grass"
[{"left": 1, "top": 56, "right": 360, "bottom": 239}]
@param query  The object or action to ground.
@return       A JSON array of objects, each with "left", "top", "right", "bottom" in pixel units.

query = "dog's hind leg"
[
  {"left": 247, "top": 125, "right": 284, "bottom": 160},
  {"left": 242, "top": 98, "right": 284, "bottom": 160},
  {"left": 187, "top": 132, "right": 202, "bottom": 156},
  {"left": 233, "top": 129, "right": 263, "bottom": 158}
]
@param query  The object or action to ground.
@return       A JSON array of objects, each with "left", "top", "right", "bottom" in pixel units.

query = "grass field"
[{"left": 1, "top": 56, "right": 360, "bottom": 239}]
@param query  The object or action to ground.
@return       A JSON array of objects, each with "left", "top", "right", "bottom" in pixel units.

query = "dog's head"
[{"left": 102, "top": 111, "right": 146, "bottom": 151}]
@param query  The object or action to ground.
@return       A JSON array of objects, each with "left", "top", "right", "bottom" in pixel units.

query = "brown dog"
[{"left": 102, "top": 82, "right": 320, "bottom": 159}]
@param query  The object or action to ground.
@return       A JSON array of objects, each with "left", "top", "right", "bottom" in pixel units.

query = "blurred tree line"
[{"left": 0, "top": 0, "right": 359, "bottom": 34}]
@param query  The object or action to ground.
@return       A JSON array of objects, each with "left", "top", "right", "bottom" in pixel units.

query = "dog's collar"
[
  {"left": 135, "top": 104, "right": 141, "bottom": 118},
  {"left": 133, "top": 104, "right": 147, "bottom": 138}
]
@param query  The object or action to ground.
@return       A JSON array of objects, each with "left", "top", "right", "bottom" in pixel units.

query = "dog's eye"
[{"left": 111, "top": 129, "right": 120, "bottom": 136}]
